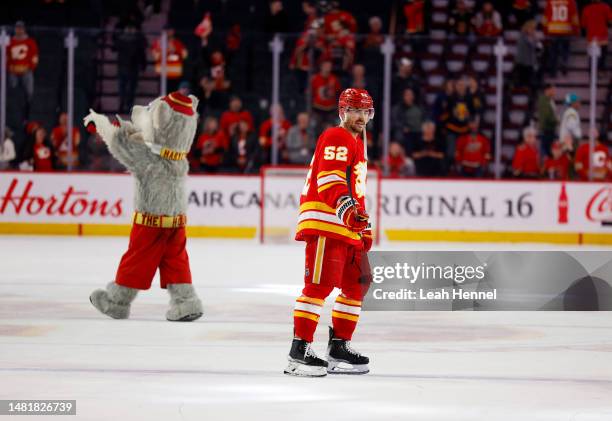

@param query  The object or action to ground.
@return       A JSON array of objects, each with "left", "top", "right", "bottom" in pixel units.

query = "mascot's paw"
[
  {"left": 83, "top": 109, "right": 117, "bottom": 141},
  {"left": 89, "top": 282, "right": 138, "bottom": 320},
  {"left": 166, "top": 284, "right": 203, "bottom": 322}
]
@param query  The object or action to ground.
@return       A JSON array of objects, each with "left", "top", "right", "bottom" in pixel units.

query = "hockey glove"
[{"left": 336, "top": 196, "right": 369, "bottom": 233}]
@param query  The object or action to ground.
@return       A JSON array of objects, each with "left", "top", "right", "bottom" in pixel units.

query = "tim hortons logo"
[
  {"left": 0, "top": 178, "right": 123, "bottom": 217},
  {"left": 586, "top": 187, "right": 612, "bottom": 224}
]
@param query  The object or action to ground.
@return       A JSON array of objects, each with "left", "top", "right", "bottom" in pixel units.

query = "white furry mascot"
[{"left": 83, "top": 92, "right": 203, "bottom": 322}]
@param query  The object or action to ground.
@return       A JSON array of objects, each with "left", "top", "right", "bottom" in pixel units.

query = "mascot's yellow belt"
[
  {"left": 159, "top": 147, "right": 187, "bottom": 160},
  {"left": 133, "top": 212, "right": 187, "bottom": 228}
]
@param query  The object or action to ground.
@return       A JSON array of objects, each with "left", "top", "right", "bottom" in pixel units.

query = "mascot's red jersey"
[{"left": 295, "top": 126, "right": 370, "bottom": 247}]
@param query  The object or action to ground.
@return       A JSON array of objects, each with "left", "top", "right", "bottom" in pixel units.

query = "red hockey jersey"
[
  {"left": 7, "top": 37, "right": 39, "bottom": 75},
  {"left": 542, "top": 0, "right": 579, "bottom": 36},
  {"left": 575, "top": 142, "right": 612, "bottom": 181},
  {"left": 296, "top": 126, "right": 370, "bottom": 247}
]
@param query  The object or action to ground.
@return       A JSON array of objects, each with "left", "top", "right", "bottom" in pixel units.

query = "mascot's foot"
[
  {"left": 166, "top": 284, "right": 203, "bottom": 322},
  {"left": 89, "top": 282, "right": 138, "bottom": 319}
]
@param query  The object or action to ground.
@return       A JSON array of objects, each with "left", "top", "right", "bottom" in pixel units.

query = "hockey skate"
[
  {"left": 326, "top": 327, "right": 369, "bottom": 375},
  {"left": 166, "top": 284, "right": 203, "bottom": 322},
  {"left": 284, "top": 338, "right": 328, "bottom": 377},
  {"left": 89, "top": 282, "right": 138, "bottom": 319}
]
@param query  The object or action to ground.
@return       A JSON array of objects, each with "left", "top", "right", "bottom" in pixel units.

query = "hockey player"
[{"left": 284, "top": 88, "right": 374, "bottom": 377}]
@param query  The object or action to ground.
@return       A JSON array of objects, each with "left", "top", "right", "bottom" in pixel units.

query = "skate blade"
[
  {"left": 327, "top": 359, "right": 369, "bottom": 375},
  {"left": 167, "top": 312, "right": 203, "bottom": 322},
  {"left": 284, "top": 360, "right": 327, "bottom": 377}
]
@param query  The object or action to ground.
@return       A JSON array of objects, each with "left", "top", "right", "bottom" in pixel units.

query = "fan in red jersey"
[
  {"left": 284, "top": 88, "right": 374, "bottom": 378},
  {"left": 7, "top": 21, "right": 39, "bottom": 119}
]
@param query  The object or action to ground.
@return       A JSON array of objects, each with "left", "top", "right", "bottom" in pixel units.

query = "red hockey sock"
[
  {"left": 293, "top": 295, "right": 324, "bottom": 343},
  {"left": 331, "top": 295, "right": 362, "bottom": 340}
]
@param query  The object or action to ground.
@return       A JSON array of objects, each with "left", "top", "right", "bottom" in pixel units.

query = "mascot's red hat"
[{"left": 162, "top": 92, "right": 195, "bottom": 116}]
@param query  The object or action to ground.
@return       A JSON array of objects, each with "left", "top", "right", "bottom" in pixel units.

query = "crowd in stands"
[{"left": 1, "top": 0, "right": 611, "bottom": 181}]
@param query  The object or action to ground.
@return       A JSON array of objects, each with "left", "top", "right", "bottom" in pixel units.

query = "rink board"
[{"left": 0, "top": 172, "right": 610, "bottom": 244}]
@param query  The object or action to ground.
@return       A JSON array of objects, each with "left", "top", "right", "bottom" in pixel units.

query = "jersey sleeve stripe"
[
  {"left": 298, "top": 211, "right": 343, "bottom": 226},
  {"left": 299, "top": 201, "right": 336, "bottom": 214},
  {"left": 317, "top": 174, "right": 345, "bottom": 187},
  {"left": 317, "top": 181, "right": 345, "bottom": 194},
  {"left": 296, "top": 220, "right": 362, "bottom": 240},
  {"left": 317, "top": 169, "right": 346, "bottom": 179}
]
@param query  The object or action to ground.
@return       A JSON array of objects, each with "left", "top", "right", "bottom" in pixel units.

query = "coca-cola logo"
[
  {"left": 0, "top": 178, "right": 123, "bottom": 217},
  {"left": 586, "top": 187, "right": 612, "bottom": 222}
]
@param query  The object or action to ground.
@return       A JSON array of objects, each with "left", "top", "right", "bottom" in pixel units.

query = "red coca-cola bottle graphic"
[{"left": 558, "top": 183, "right": 568, "bottom": 224}]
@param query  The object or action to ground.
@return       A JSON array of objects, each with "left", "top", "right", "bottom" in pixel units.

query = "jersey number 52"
[{"left": 323, "top": 146, "right": 348, "bottom": 161}]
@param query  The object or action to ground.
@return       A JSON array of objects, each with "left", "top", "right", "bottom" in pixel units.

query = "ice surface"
[{"left": 0, "top": 236, "right": 611, "bottom": 421}]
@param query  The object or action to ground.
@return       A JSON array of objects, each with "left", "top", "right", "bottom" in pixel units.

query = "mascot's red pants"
[
  {"left": 115, "top": 213, "right": 192, "bottom": 290},
  {"left": 293, "top": 236, "right": 372, "bottom": 342}
]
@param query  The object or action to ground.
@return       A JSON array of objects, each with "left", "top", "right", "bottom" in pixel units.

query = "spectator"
[
  {"left": 537, "top": 84, "right": 558, "bottom": 157},
  {"left": 403, "top": 0, "right": 426, "bottom": 36},
  {"left": 391, "top": 57, "right": 421, "bottom": 105},
  {"left": 220, "top": 96, "right": 255, "bottom": 139},
  {"left": 302, "top": 1, "right": 318, "bottom": 31},
  {"left": 51, "top": 112, "right": 81, "bottom": 169},
  {"left": 448, "top": 0, "right": 474, "bottom": 36},
  {"left": 543, "top": 141, "right": 571, "bottom": 179},
  {"left": 310, "top": 60, "right": 342, "bottom": 130},
  {"left": 542, "top": 0, "right": 579, "bottom": 77},
  {"left": 507, "top": 0, "right": 535, "bottom": 29},
  {"left": 387, "top": 142, "right": 413, "bottom": 177},
  {"left": 559, "top": 93, "right": 582, "bottom": 150},
  {"left": 467, "top": 76, "right": 485, "bottom": 120},
  {"left": 574, "top": 129, "right": 612, "bottom": 180},
  {"left": 198, "top": 50, "right": 231, "bottom": 111},
  {"left": 290, "top": 27, "right": 326, "bottom": 92},
  {"left": 473, "top": 2, "right": 503, "bottom": 37},
  {"left": 455, "top": 118, "right": 491, "bottom": 177},
  {"left": 363, "top": 16, "right": 384, "bottom": 49},
  {"left": 444, "top": 77, "right": 474, "bottom": 169},
  {"left": 151, "top": 27, "right": 188, "bottom": 93},
  {"left": 113, "top": 18, "right": 147, "bottom": 113},
  {"left": 392, "top": 88, "right": 424, "bottom": 152},
  {"left": 194, "top": 12, "right": 213, "bottom": 48},
  {"left": 225, "top": 24, "right": 242, "bottom": 63},
  {"left": 7, "top": 21, "right": 39, "bottom": 120},
  {"left": 178, "top": 81, "right": 191, "bottom": 97},
  {"left": 348, "top": 63, "right": 369, "bottom": 90},
  {"left": 259, "top": 104, "right": 292, "bottom": 161},
  {"left": 19, "top": 120, "right": 42, "bottom": 167},
  {"left": 412, "top": 121, "right": 446, "bottom": 177},
  {"left": 193, "top": 116, "right": 227, "bottom": 173},
  {"left": 581, "top": 0, "right": 612, "bottom": 71},
  {"left": 432, "top": 79, "right": 454, "bottom": 127},
  {"left": 264, "top": 0, "right": 290, "bottom": 36},
  {"left": 0, "top": 127, "right": 16, "bottom": 170},
  {"left": 323, "top": 1, "right": 357, "bottom": 36},
  {"left": 286, "top": 112, "right": 316, "bottom": 165},
  {"left": 225, "top": 120, "right": 258, "bottom": 173},
  {"left": 326, "top": 20, "right": 356, "bottom": 76},
  {"left": 512, "top": 127, "right": 540, "bottom": 178},
  {"left": 32, "top": 127, "right": 54, "bottom": 172},
  {"left": 513, "top": 20, "right": 539, "bottom": 92}
]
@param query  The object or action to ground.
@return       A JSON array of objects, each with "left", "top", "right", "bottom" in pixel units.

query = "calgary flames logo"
[
  {"left": 586, "top": 187, "right": 612, "bottom": 223},
  {"left": 353, "top": 161, "right": 367, "bottom": 198}
]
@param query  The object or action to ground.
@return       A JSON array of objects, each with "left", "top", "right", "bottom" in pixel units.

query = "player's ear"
[{"left": 153, "top": 100, "right": 172, "bottom": 130}]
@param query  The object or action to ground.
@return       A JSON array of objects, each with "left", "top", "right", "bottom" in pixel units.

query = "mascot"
[{"left": 83, "top": 92, "right": 203, "bottom": 322}]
